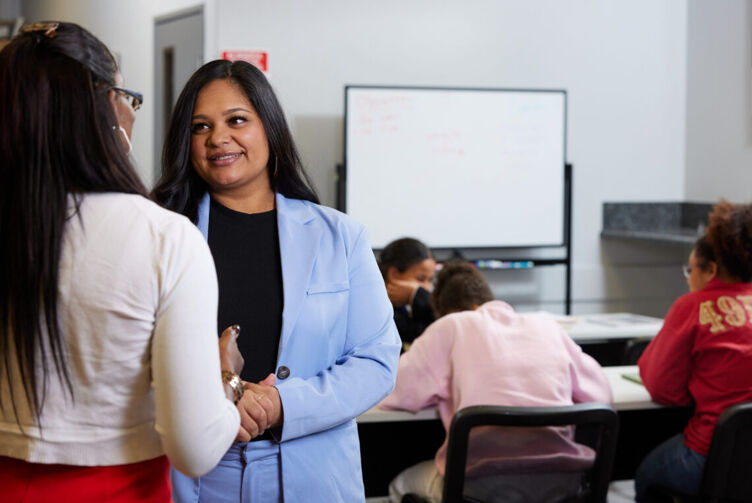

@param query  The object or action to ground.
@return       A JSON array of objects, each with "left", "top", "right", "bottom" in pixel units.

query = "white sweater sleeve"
[{"left": 150, "top": 218, "right": 239, "bottom": 477}]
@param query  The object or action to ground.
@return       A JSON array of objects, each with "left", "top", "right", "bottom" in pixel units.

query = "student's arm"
[
  {"left": 638, "top": 297, "right": 695, "bottom": 406},
  {"left": 151, "top": 220, "right": 240, "bottom": 478},
  {"left": 380, "top": 319, "right": 451, "bottom": 411},
  {"left": 559, "top": 326, "right": 613, "bottom": 403}
]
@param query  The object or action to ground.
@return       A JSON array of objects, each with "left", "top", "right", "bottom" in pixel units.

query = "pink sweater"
[{"left": 380, "top": 301, "right": 613, "bottom": 476}]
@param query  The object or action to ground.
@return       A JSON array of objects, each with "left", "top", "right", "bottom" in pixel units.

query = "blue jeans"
[
  {"left": 171, "top": 441, "right": 282, "bottom": 503},
  {"left": 634, "top": 433, "right": 706, "bottom": 501}
]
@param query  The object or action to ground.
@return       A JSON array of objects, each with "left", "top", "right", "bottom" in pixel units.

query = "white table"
[
  {"left": 357, "top": 365, "right": 657, "bottom": 424},
  {"left": 544, "top": 312, "right": 663, "bottom": 343},
  {"left": 604, "top": 365, "right": 660, "bottom": 410}
]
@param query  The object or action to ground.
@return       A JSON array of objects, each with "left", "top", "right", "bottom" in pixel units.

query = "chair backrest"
[
  {"left": 442, "top": 403, "right": 619, "bottom": 503},
  {"left": 700, "top": 401, "right": 752, "bottom": 502}
]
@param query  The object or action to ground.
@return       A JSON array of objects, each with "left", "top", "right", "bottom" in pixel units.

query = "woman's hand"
[
  {"left": 385, "top": 279, "right": 419, "bottom": 308},
  {"left": 244, "top": 373, "right": 283, "bottom": 428},
  {"left": 235, "top": 373, "right": 283, "bottom": 440},
  {"left": 235, "top": 425, "right": 251, "bottom": 443},
  {"left": 219, "top": 324, "right": 243, "bottom": 374}
]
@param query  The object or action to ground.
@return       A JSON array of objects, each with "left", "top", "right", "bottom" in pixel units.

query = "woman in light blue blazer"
[{"left": 153, "top": 60, "right": 401, "bottom": 502}]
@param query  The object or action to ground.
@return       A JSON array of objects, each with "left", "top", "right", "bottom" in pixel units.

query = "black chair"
[
  {"left": 621, "top": 337, "right": 651, "bottom": 365},
  {"left": 647, "top": 401, "right": 752, "bottom": 503},
  {"left": 440, "top": 403, "right": 619, "bottom": 503},
  {"left": 701, "top": 401, "right": 752, "bottom": 501}
]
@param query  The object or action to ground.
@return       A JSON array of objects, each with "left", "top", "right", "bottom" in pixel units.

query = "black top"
[
  {"left": 394, "top": 286, "right": 435, "bottom": 347},
  {"left": 208, "top": 197, "right": 283, "bottom": 383}
]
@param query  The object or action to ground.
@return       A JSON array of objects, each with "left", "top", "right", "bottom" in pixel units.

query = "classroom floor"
[{"left": 364, "top": 480, "right": 637, "bottom": 502}]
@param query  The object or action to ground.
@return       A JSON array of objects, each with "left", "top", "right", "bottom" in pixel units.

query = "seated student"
[
  {"left": 380, "top": 261, "right": 612, "bottom": 503},
  {"left": 635, "top": 201, "right": 752, "bottom": 501},
  {"left": 379, "top": 238, "right": 437, "bottom": 347}
]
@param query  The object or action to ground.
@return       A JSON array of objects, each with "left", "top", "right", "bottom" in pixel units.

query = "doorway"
[{"left": 153, "top": 7, "right": 204, "bottom": 185}]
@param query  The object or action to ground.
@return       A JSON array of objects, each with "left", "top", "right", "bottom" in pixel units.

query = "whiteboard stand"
[
  {"left": 564, "top": 162, "right": 573, "bottom": 314},
  {"left": 334, "top": 163, "right": 573, "bottom": 314},
  {"left": 467, "top": 163, "right": 572, "bottom": 314},
  {"left": 340, "top": 85, "right": 571, "bottom": 313}
]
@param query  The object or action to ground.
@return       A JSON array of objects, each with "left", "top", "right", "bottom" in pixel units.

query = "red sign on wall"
[{"left": 222, "top": 50, "right": 268, "bottom": 72}]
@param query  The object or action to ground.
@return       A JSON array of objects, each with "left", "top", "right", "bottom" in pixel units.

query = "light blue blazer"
[{"left": 196, "top": 192, "right": 401, "bottom": 501}]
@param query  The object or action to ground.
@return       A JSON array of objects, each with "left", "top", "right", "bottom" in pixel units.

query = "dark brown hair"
[
  {"left": 378, "top": 237, "right": 433, "bottom": 279},
  {"left": 691, "top": 235, "right": 715, "bottom": 270},
  {"left": 704, "top": 200, "right": 752, "bottom": 282},
  {"left": 0, "top": 22, "right": 147, "bottom": 424},
  {"left": 431, "top": 260, "right": 494, "bottom": 317}
]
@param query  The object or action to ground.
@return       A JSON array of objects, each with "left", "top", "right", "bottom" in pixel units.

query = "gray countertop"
[{"left": 601, "top": 202, "right": 712, "bottom": 244}]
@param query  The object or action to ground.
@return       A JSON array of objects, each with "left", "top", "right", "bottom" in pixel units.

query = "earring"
[
  {"left": 274, "top": 156, "right": 278, "bottom": 178},
  {"left": 112, "top": 125, "right": 133, "bottom": 155}
]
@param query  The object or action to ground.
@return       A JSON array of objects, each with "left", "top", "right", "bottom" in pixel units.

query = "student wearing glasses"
[
  {"left": 636, "top": 201, "right": 752, "bottom": 500},
  {"left": 109, "top": 84, "right": 142, "bottom": 154},
  {"left": 0, "top": 22, "right": 244, "bottom": 502},
  {"left": 152, "top": 59, "right": 400, "bottom": 502}
]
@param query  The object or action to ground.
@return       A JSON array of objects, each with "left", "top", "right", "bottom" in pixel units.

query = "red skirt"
[{"left": 0, "top": 455, "right": 171, "bottom": 503}]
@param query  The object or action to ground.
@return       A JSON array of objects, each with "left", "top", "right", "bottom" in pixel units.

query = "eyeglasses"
[
  {"left": 110, "top": 86, "right": 143, "bottom": 111},
  {"left": 682, "top": 263, "right": 706, "bottom": 278}
]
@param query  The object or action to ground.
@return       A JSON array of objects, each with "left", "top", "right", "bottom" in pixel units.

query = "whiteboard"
[{"left": 344, "top": 86, "right": 566, "bottom": 249}]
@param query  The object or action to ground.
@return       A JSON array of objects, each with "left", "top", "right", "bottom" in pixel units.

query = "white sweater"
[{"left": 0, "top": 193, "right": 239, "bottom": 477}]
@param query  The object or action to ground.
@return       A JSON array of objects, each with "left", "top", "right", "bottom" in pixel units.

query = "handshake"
[{"left": 219, "top": 325, "right": 283, "bottom": 442}]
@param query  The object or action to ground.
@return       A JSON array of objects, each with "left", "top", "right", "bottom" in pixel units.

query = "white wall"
[
  {"left": 0, "top": 0, "right": 20, "bottom": 19},
  {"left": 21, "top": 0, "right": 219, "bottom": 186},
  {"left": 215, "top": 0, "right": 690, "bottom": 315},
  {"left": 685, "top": 0, "right": 752, "bottom": 203},
  {"left": 20, "top": 0, "right": 695, "bottom": 316}
]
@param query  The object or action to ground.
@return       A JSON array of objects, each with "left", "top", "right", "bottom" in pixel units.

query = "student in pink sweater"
[{"left": 380, "top": 261, "right": 612, "bottom": 503}]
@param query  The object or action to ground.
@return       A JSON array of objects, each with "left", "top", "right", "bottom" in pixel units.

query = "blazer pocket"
[{"left": 307, "top": 281, "right": 350, "bottom": 295}]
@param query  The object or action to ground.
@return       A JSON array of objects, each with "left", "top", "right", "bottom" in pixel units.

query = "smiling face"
[{"left": 190, "top": 78, "right": 271, "bottom": 202}]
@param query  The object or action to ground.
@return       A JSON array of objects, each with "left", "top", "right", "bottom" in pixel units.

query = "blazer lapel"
[
  {"left": 196, "top": 192, "right": 210, "bottom": 239},
  {"left": 276, "top": 193, "right": 321, "bottom": 353}
]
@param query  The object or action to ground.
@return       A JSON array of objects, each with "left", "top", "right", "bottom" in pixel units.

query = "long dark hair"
[
  {"left": 152, "top": 59, "right": 319, "bottom": 220},
  {"left": 0, "top": 22, "right": 147, "bottom": 424}
]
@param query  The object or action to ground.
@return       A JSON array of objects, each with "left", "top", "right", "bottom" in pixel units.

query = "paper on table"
[
  {"left": 587, "top": 314, "right": 660, "bottom": 328},
  {"left": 622, "top": 373, "right": 644, "bottom": 386}
]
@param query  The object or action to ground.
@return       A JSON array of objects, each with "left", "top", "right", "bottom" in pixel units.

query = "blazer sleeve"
[
  {"left": 276, "top": 225, "right": 401, "bottom": 442},
  {"left": 638, "top": 297, "right": 695, "bottom": 406}
]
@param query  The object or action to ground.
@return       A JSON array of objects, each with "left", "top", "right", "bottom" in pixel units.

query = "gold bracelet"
[{"left": 222, "top": 371, "right": 244, "bottom": 404}]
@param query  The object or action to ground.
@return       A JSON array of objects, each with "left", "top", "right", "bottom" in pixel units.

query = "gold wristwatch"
[{"left": 222, "top": 371, "right": 244, "bottom": 404}]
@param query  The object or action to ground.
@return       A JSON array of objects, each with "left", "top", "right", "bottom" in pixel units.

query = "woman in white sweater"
[{"left": 0, "top": 22, "right": 245, "bottom": 502}]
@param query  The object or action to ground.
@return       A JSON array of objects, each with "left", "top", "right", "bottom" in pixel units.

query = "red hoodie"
[{"left": 639, "top": 278, "right": 752, "bottom": 455}]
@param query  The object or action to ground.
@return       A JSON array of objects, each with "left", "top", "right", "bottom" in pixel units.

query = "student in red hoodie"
[{"left": 636, "top": 201, "right": 752, "bottom": 500}]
